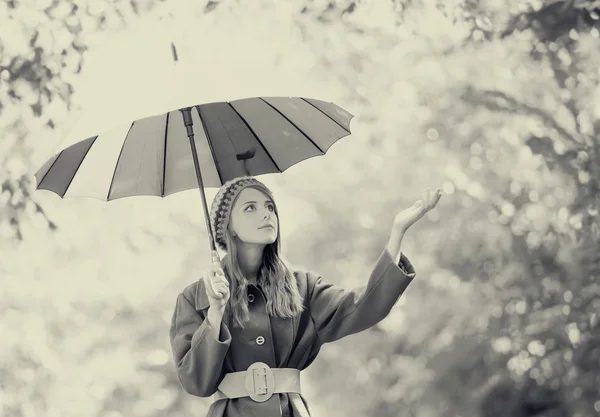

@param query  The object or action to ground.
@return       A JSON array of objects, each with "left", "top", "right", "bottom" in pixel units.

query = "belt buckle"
[{"left": 245, "top": 362, "right": 275, "bottom": 402}]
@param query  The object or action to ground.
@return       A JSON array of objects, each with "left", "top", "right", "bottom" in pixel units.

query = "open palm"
[{"left": 393, "top": 187, "right": 443, "bottom": 232}]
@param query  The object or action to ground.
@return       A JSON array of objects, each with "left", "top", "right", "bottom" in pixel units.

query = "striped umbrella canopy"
[{"left": 34, "top": 96, "right": 354, "bottom": 252}]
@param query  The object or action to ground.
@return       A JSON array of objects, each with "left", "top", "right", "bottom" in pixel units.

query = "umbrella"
[{"left": 34, "top": 69, "right": 354, "bottom": 252}]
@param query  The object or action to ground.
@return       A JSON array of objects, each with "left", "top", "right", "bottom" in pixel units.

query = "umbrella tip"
[{"left": 171, "top": 42, "right": 178, "bottom": 63}]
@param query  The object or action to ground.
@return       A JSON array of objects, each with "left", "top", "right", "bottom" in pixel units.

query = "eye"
[
  {"left": 244, "top": 204, "right": 255, "bottom": 212},
  {"left": 267, "top": 204, "right": 275, "bottom": 212}
]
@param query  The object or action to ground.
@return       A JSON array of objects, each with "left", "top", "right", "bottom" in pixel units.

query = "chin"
[
  {"left": 243, "top": 230, "right": 278, "bottom": 246},
  {"left": 259, "top": 236, "right": 277, "bottom": 245}
]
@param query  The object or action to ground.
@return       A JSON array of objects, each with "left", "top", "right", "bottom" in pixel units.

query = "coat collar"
[{"left": 194, "top": 278, "right": 210, "bottom": 311}]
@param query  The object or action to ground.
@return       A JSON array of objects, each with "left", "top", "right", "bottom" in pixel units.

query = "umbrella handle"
[{"left": 179, "top": 107, "right": 217, "bottom": 253}]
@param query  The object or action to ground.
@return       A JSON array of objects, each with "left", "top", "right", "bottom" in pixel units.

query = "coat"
[{"left": 169, "top": 248, "right": 416, "bottom": 417}]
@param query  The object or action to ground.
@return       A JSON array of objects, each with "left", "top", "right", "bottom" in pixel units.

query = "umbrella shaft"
[{"left": 180, "top": 107, "right": 217, "bottom": 253}]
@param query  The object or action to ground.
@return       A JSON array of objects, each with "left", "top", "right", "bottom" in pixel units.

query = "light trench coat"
[{"left": 169, "top": 248, "right": 416, "bottom": 417}]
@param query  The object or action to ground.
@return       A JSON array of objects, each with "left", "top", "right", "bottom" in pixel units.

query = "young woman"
[{"left": 169, "top": 176, "right": 442, "bottom": 417}]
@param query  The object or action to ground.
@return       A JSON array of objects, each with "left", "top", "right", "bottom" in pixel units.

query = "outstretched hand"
[{"left": 393, "top": 187, "right": 443, "bottom": 233}]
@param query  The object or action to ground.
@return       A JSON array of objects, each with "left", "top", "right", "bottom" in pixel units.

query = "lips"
[{"left": 259, "top": 225, "right": 275, "bottom": 230}]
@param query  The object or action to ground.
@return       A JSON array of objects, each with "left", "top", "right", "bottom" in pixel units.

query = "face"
[{"left": 229, "top": 187, "right": 278, "bottom": 247}]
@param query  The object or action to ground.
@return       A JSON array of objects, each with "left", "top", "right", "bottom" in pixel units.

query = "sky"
[
  {"left": 56, "top": 1, "right": 329, "bottom": 153},
  {"left": 30, "top": 1, "right": 352, "bottom": 246}
]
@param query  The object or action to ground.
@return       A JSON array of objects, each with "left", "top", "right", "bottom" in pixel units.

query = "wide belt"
[{"left": 213, "top": 362, "right": 301, "bottom": 403}]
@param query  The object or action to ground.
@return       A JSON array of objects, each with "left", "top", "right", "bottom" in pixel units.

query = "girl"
[{"left": 169, "top": 176, "right": 442, "bottom": 417}]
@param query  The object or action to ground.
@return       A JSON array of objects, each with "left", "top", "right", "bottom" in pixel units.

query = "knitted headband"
[{"left": 209, "top": 176, "right": 275, "bottom": 251}]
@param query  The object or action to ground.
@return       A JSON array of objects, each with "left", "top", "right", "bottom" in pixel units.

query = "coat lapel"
[{"left": 193, "top": 277, "right": 210, "bottom": 311}]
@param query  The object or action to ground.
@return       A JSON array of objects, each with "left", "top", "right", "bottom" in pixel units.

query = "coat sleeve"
[
  {"left": 307, "top": 248, "right": 416, "bottom": 344},
  {"left": 169, "top": 292, "right": 232, "bottom": 397}
]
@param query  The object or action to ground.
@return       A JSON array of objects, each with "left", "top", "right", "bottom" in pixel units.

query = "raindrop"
[
  {"left": 426, "top": 128, "right": 439, "bottom": 141},
  {"left": 529, "top": 190, "right": 539, "bottom": 202}
]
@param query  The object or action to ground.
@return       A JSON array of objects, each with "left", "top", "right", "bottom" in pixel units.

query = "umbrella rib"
[
  {"left": 226, "top": 102, "right": 282, "bottom": 172},
  {"left": 106, "top": 122, "right": 135, "bottom": 201},
  {"left": 300, "top": 97, "right": 351, "bottom": 134},
  {"left": 195, "top": 106, "right": 223, "bottom": 185},
  {"left": 258, "top": 98, "right": 324, "bottom": 154},
  {"left": 162, "top": 112, "right": 169, "bottom": 197},
  {"left": 37, "top": 150, "right": 64, "bottom": 188},
  {"left": 61, "top": 136, "right": 98, "bottom": 198}
]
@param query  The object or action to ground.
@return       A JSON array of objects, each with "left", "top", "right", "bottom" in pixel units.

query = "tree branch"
[{"left": 461, "top": 86, "right": 583, "bottom": 147}]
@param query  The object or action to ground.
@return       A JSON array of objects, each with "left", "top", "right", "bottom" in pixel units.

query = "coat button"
[
  {"left": 248, "top": 294, "right": 255, "bottom": 303},
  {"left": 256, "top": 336, "right": 265, "bottom": 345}
]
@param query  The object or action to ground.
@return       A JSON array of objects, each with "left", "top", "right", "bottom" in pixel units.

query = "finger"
[
  {"left": 210, "top": 262, "right": 226, "bottom": 277},
  {"left": 210, "top": 264, "right": 221, "bottom": 276},
  {"left": 207, "top": 271, "right": 224, "bottom": 299},
  {"left": 204, "top": 271, "right": 219, "bottom": 299},
  {"left": 212, "top": 267, "right": 228, "bottom": 285},
  {"left": 208, "top": 275, "right": 221, "bottom": 299},
  {"left": 217, "top": 284, "right": 229, "bottom": 296},
  {"left": 429, "top": 187, "right": 438, "bottom": 208},
  {"left": 210, "top": 279, "right": 223, "bottom": 299},
  {"left": 216, "top": 285, "right": 228, "bottom": 300},
  {"left": 215, "top": 280, "right": 228, "bottom": 290},
  {"left": 213, "top": 268, "right": 226, "bottom": 285},
  {"left": 435, "top": 188, "right": 442, "bottom": 205},
  {"left": 211, "top": 261, "right": 223, "bottom": 273}
]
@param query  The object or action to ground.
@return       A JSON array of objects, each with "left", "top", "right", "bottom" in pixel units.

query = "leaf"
[
  {"left": 526, "top": 136, "right": 554, "bottom": 156},
  {"left": 204, "top": 0, "right": 220, "bottom": 13}
]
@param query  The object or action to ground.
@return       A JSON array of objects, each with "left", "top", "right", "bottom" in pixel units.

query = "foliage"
[
  {"left": 1, "top": 1, "right": 600, "bottom": 417},
  {"left": 0, "top": 0, "right": 165, "bottom": 240}
]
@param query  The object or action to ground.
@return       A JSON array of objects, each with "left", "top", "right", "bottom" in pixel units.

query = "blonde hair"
[{"left": 221, "top": 185, "right": 304, "bottom": 328}]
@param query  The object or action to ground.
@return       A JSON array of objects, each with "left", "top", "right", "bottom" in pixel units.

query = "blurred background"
[{"left": 1, "top": 0, "right": 600, "bottom": 416}]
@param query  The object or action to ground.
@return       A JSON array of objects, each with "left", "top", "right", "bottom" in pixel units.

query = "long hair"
[{"left": 221, "top": 185, "right": 305, "bottom": 328}]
